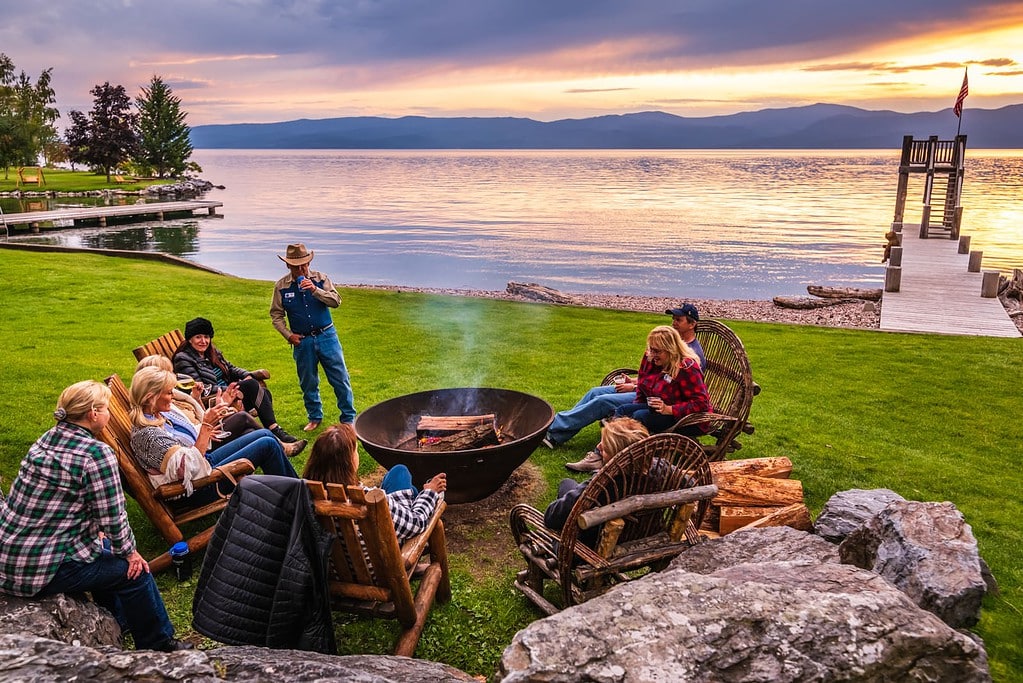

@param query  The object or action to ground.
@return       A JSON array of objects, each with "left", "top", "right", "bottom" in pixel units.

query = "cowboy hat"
[{"left": 278, "top": 243, "right": 314, "bottom": 266}]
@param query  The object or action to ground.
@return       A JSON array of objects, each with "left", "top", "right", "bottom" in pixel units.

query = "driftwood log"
[
  {"left": 506, "top": 282, "right": 579, "bottom": 305},
  {"left": 807, "top": 285, "right": 883, "bottom": 301},
  {"left": 772, "top": 296, "right": 858, "bottom": 310}
]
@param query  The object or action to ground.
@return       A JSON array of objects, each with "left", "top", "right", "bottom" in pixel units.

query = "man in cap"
[
  {"left": 664, "top": 303, "right": 705, "bottom": 370},
  {"left": 270, "top": 243, "right": 356, "bottom": 430},
  {"left": 543, "top": 303, "right": 706, "bottom": 472}
]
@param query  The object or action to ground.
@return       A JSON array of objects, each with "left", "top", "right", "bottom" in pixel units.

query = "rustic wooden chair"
[
  {"left": 601, "top": 319, "right": 757, "bottom": 461},
  {"left": 306, "top": 480, "right": 451, "bottom": 657},
  {"left": 132, "top": 329, "right": 186, "bottom": 362},
  {"left": 510, "top": 433, "right": 716, "bottom": 614},
  {"left": 99, "top": 373, "right": 255, "bottom": 573}
]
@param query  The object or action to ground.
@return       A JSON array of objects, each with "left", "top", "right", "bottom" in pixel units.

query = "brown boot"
[
  {"left": 565, "top": 449, "right": 603, "bottom": 473},
  {"left": 282, "top": 438, "right": 308, "bottom": 458}
]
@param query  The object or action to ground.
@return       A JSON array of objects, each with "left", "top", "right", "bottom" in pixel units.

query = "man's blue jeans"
[
  {"left": 293, "top": 327, "right": 356, "bottom": 423},
  {"left": 209, "top": 428, "right": 298, "bottom": 478},
  {"left": 546, "top": 386, "right": 635, "bottom": 445},
  {"left": 40, "top": 542, "right": 174, "bottom": 650}
]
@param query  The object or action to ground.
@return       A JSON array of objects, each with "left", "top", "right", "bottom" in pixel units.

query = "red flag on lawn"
[{"left": 953, "top": 69, "right": 969, "bottom": 118}]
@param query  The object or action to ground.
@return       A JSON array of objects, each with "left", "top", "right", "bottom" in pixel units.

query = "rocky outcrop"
[
  {"left": 814, "top": 488, "right": 906, "bottom": 542},
  {"left": 497, "top": 560, "right": 990, "bottom": 682},
  {"left": 0, "top": 593, "right": 121, "bottom": 648},
  {"left": 839, "top": 500, "right": 990, "bottom": 629},
  {"left": 669, "top": 524, "right": 839, "bottom": 573}
]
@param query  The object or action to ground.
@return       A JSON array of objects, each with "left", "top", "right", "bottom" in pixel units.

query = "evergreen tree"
[
  {"left": 83, "top": 82, "right": 138, "bottom": 181},
  {"left": 64, "top": 110, "right": 91, "bottom": 171},
  {"left": 134, "top": 75, "right": 193, "bottom": 178}
]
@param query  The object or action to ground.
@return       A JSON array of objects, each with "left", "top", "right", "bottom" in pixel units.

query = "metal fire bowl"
[{"left": 354, "top": 387, "right": 554, "bottom": 504}]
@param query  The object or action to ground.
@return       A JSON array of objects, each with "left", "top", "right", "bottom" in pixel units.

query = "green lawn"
[
  {"left": 1, "top": 248, "right": 1020, "bottom": 680},
  {"left": 0, "top": 167, "right": 170, "bottom": 193}
]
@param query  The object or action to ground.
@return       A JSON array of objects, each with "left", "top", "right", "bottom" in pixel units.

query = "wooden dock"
[
  {"left": 1, "top": 200, "right": 222, "bottom": 232},
  {"left": 880, "top": 232, "right": 1020, "bottom": 337}
]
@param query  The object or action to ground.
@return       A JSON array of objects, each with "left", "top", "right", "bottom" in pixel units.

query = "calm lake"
[{"left": 10, "top": 149, "right": 1023, "bottom": 299}]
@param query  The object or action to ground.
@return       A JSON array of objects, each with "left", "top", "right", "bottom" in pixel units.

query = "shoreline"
[{"left": 340, "top": 283, "right": 884, "bottom": 330}]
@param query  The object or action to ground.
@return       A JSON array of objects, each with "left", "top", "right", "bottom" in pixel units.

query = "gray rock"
[
  {"left": 0, "top": 635, "right": 478, "bottom": 682},
  {"left": 0, "top": 592, "right": 122, "bottom": 648},
  {"left": 814, "top": 488, "right": 906, "bottom": 542},
  {"left": 670, "top": 524, "right": 840, "bottom": 574},
  {"left": 839, "top": 500, "right": 988, "bottom": 628},
  {"left": 497, "top": 561, "right": 990, "bottom": 682}
]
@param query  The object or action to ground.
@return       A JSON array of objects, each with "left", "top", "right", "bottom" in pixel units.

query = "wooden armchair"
[
  {"left": 99, "top": 373, "right": 255, "bottom": 573},
  {"left": 306, "top": 481, "right": 451, "bottom": 657},
  {"left": 510, "top": 433, "right": 716, "bottom": 614},
  {"left": 132, "top": 329, "right": 185, "bottom": 362},
  {"left": 602, "top": 319, "right": 757, "bottom": 462}
]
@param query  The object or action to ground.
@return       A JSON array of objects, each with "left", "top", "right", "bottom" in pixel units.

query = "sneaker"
[
  {"left": 566, "top": 449, "right": 603, "bottom": 473},
  {"left": 282, "top": 438, "right": 308, "bottom": 458},
  {"left": 153, "top": 638, "right": 194, "bottom": 652},
  {"left": 270, "top": 426, "right": 299, "bottom": 444},
  {"left": 541, "top": 436, "right": 556, "bottom": 450}
]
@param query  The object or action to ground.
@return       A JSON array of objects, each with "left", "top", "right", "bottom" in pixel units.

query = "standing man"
[{"left": 270, "top": 243, "right": 356, "bottom": 431}]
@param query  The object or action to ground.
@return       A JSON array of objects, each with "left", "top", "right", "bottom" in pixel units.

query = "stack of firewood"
[
  {"left": 416, "top": 414, "right": 501, "bottom": 451},
  {"left": 700, "top": 456, "right": 812, "bottom": 537}
]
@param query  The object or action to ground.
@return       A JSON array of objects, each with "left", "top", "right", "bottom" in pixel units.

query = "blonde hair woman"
[
  {"left": 0, "top": 381, "right": 190, "bottom": 652},
  {"left": 614, "top": 325, "right": 712, "bottom": 435},
  {"left": 542, "top": 417, "right": 650, "bottom": 541},
  {"left": 128, "top": 368, "right": 299, "bottom": 495}
]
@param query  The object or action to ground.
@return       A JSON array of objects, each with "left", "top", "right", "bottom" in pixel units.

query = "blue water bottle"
[{"left": 170, "top": 541, "right": 192, "bottom": 582}]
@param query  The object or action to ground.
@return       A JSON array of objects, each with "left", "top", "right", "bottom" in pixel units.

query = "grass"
[
  {"left": 0, "top": 248, "right": 1020, "bottom": 680},
  {"left": 0, "top": 167, "right": 169, "bottom": 193}
]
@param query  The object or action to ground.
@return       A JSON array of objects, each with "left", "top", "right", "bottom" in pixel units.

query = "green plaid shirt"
[{"left": 0, "top": 422, "right": 136, "bottom": 597}]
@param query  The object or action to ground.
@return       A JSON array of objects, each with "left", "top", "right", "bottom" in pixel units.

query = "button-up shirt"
[
  {"left": 0, "top": 422, "right": 136, "bottom": 597},
  {"left": 633, "top": 354, "right": 713, "bottom": 421}
]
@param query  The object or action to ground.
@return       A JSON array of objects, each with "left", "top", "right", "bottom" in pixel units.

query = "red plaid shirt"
[{"left": 634, "top": 354, "right": 713, "bottom": 422}]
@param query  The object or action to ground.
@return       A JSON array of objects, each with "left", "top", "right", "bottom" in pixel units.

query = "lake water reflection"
[{"left": 12, "top": 149, "right": 1023, "bottom": 299}]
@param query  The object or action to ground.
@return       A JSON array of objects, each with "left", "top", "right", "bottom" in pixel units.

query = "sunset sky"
[{"left": 3, "top": 1, "right": 1023, "bottom": 126}]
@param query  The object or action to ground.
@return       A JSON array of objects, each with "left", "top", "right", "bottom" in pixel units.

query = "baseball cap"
[{"left": 665, "top": 303, "right": 699, "bottom": 320}]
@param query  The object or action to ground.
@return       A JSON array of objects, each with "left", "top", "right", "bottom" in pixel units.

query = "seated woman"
[
  {"left": 542, "top": 417, "right": 649, "bottom": 549},
  {"left": 303, "top": 423, "right": 446, "bottom": 542},
  {"left": 172, "top": 317, "right": 301, "bottom": 445},
  {"left": 136, "top": 354, "right": 263, "bottom": 448},
  {"left": 129, "top": 367, "right": 300, "bottom": 494},
  {"left": 0, "top": 380, "right": 191, "bottom": 652},
  {"left": 614, "top": 325, "right": 713, "bottom": 436}
]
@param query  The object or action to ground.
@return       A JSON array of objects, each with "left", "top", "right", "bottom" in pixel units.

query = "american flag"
[{"left": 953, "top": 69, "right": 969, "bottom": 118}]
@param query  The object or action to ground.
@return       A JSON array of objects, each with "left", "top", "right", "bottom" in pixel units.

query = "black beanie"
[{"left": 184, "top": 317, "right": 214, "bottom": 340}]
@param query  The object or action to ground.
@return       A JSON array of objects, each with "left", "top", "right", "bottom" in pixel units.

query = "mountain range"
[{"left": 189, "top": 103, "right": 1023, "bottom": 149}]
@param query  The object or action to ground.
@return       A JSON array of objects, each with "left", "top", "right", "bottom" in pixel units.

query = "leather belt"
[{"left": 306, "top": 323, "right": 335, "bottom": 337}]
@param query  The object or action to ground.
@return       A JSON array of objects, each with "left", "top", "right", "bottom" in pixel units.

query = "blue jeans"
[
  {"left": 546, "top": 386, "right": 635, "bottom": 445},
  {"left": 39, "top": 541, "right": 174, "bottom": 650},
  {"left": 293, "top": 327, "right": 356, "bottom": 423},
  {"left": 381, "top": 464, "right": 417, "bottom": 495},
  {"left": 209, "top": 428, "right": 298, "bottom": 478}
]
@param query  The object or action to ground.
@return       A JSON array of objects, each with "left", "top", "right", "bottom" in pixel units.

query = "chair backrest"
[
  {"left": 101, "top": 374, "right": 148, "bottom": 497},
  {"left": 133, "top": 329, "right": 185, "bottom": 362},
  {"left": 556, "top": 432, "right": 712, "bottom": 577},
  {"left": 693, "top": 319, "right": 755, "bottom": 458}
]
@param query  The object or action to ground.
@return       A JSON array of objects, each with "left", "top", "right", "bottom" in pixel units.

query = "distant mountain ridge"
[{"left": 189, "top": 103, "right": 1023, "bottom": 149}]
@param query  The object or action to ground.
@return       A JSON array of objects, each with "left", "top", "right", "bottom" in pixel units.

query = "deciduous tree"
[
  {"left": 134, "top": 75, "right": 193, "bottom": 178},
  {"left": 83, "top": 82, "right": 138, "bottom": 182}
]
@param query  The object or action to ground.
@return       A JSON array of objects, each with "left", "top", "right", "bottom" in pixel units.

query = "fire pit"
[{"left": 354, "top": 388, "right": 554, "bottom": 504}]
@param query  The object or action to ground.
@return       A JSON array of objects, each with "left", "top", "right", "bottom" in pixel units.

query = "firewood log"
[
  {"left": 418, "top": 423, "right": 499, "bottom": 451},
  {"left": 710, "top": 457, "right": 792, "bottom": 480},
  {"left": 732, "top": 502, "right": 812, "bottom": 532},
  {"left": 718, "top": 505, "right": 785, "bottom": 535},
  {"left": 711, "top": 473, "right": 804, "bottom": 507}
]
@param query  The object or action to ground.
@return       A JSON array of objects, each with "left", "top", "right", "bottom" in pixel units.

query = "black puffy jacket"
[{"left": 192, "top": 475, "right": 336, "bottom": 654}]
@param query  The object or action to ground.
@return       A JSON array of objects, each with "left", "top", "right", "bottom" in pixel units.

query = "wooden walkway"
[
  {"left": 1, "top": 200, "right": 222, "bottom": 232},
  {"left": 880, "top": 232, "right": 1020, "bottom": 337}
]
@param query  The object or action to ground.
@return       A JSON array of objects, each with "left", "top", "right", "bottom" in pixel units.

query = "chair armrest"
[
  {"left": 577, "top": 484, "right": 718, "bottom": 530},
  {"left": 401, "top": 500, "right": 447, "bottom": 570},
  {"left": 669, "top": 412, "right": 739, "bottom": 433},
  {"left": 601, "top": 368, "right": 639, "bottom": 386},
  {"left": 152, "top": 459, "right": 255, "bottom": 501}
]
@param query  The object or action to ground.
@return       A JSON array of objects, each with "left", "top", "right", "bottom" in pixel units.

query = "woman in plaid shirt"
[
  {"left": 303, "top": 423, "right": 446, "bottom": 542},
  {"left": 615, "top": 325, "right": 713, "bottom": 435},
  {"left": 0, "top": 381, "right": 190, "bottom": 652}
]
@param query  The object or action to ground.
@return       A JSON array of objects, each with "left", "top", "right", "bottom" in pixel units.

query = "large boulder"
[
  {"left": 839, "top": 500, "right": 989, "bottom": 629},
  {"left": 0, "top": 635, "right": 478, "bottom": 682},
  {"left": 815, "top": 488, "right": 906, "bottom": 542},
  {"left": 0, "top": 593, "right": 121, "bottom": 648},
  {"left": 497, "top": 560, "right": 990, "bottom": 682},
  {"left": 670, "top": 524, "right": 839, "bottom": 573}
]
